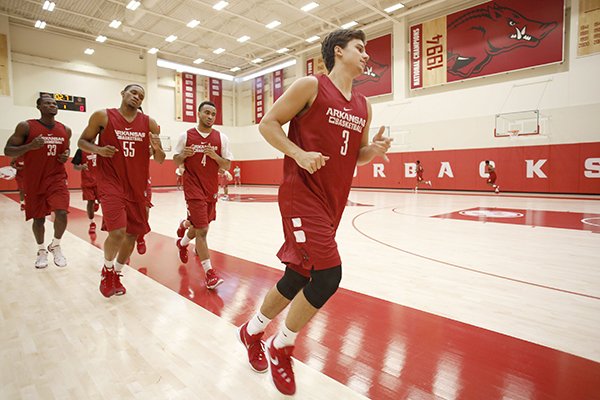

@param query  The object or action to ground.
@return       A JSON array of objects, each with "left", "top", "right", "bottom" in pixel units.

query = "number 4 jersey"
[
  {"left": 23, "top": 119, "right": 69, "bottom": 195},
  {"left": 97, "top": 108, "right": 150, "bottom": 202},
  {"left": 278, "top": 74, "right": 368, "bottom": 227}
]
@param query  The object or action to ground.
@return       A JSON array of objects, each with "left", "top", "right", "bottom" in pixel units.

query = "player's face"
[
  {"left": 122, "top": 86, "right": 145, "bottom": 109},
  {"left": 338, "top": 38, "right": 369, "bottom": 76},
  {"left": 198, "top": 105, "right": 217, "bottom": 128},
  {"left": 38, "top": 97, "right": 58, "bottom": 116}
]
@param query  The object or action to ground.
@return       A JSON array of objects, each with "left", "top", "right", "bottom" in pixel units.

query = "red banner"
[
  {"left": 254, "top": 76, "right": 264, "bottom": 123},
  {"left": 306, "top": 59, "right": 314, "bottom": 76},
  {"left": 208, "top": 77, "right": 223, "bottom": 125},
  {"left": 273, "top": 69, "right": 284, "bottom": 102},
  {"left": 410, "top": 0, "right": 565, "bottom": 89},
  {"left": 180, "top": 73, "right": 196, "bottom": 123},
  {"left": 353, "top": 34, "right": 392, "bottom": 97}
]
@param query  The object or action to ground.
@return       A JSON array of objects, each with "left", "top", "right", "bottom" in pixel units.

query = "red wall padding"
[{"left": 2, "top": 142, "right": 599, "bottom": 194}]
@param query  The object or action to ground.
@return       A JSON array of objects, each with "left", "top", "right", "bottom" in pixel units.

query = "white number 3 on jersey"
[{"left": 340, "top": 129, "right": 350, "bottom": 156}]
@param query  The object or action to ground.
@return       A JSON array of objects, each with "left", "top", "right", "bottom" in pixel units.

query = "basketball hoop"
[{"left": 508, "top": 129, "right": 520, "bottom": 140}]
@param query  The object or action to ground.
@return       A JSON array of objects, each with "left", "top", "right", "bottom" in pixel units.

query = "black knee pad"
[
  {"left": 276, "top": 267, "right": 310, "bottom": 301},
  {"left": 303, "top": 266, "right": 342, "bottom": 309}
]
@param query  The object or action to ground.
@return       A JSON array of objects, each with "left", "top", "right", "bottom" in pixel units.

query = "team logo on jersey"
[
  {"left": 191, "top": 143, "right": 218, "bottom": 154},
  {"left": 42, "top": 136, "right": 65, "bottom": 145},
  {"left": 326, "top": 107, "right": 366, "bottom": 133},
  {"left": 459, "top": 210, "right": 523, "bottom": 218},
  {"left": 114, "top": 129, "right": 146, "bottom": 142}
]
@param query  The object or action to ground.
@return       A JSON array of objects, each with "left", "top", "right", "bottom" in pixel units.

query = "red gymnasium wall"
[{"left": 1, "top": 142, "right": 599, "bottom": 194}]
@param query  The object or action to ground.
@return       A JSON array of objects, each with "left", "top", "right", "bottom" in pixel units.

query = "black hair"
[
  {"left": 416, "top": 160, "right": 420, "bottom": 164},
  {"left": 485, "top": 160, "right": 490, "bottom": 164},
  {"left": 36, "top": 94, "right": 54, "bottom": 106},
  {"left": 198, "top": 101, "right": 216, "bottom": 112},
  {"left": 321, "top": 29, "right": 366, "bottom": 72},
  {"left": 123, "top": 83, "right": 145, "bottom": 92}
]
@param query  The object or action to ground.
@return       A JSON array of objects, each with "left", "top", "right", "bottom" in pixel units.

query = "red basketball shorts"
[
  {"left": 82, "top": 185, "right": 99, "bottom": 201},
  {"left": 99, "top": 193, "right": 150, "bottom": 235},
  {"left": 186, "top": 199, "right": 216, "bottom": 229},
  {"left": 24, "top": 181, "right": 70, "bottom": 220}
]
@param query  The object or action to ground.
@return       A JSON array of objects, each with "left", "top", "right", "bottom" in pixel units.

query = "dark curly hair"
[{"left": 321, "top": 29, "right": 366, "bottom": 72}]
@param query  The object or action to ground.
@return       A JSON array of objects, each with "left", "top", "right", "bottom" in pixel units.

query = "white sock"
[
  {"left": 246, "top": 310, "right": 271, "bottom": 335},
  {"left": 38, "top": 243, "right": 45, "bottom": 251},
  {"left": 104, "top": 258, "right": 114, "bottom": 269},
  {"left": 273, "top": 324, "right": 298, "bottom": 349},
  {"left": 200, "top": 259, "right": 212, "bottom": 273},
  {"left": 180, "top": 232, "right": 191, "bottom": 246},
  {"left": 50, "top": 238, "right": 61, "bottom": 248},
  {"left": 115, "top": 261, "right": 125, "bottom": 272},
  {"left": 89, "top": 219, "right": 94, "bottom": 224}
]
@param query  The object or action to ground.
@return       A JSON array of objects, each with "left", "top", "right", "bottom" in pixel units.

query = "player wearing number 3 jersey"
[{"left": 78, "top": 84, "right": 165, "bottom": 298}]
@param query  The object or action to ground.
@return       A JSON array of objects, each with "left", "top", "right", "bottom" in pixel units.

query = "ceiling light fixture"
[
  {"left": 148, "top": 48, "right": 159, "bottom": 54},
  {"left": 252, "top": 58, "right": 263, "bottom": 63},
  {"left": 109, "top": 20, "right": 122, "bottom": 28},
  {"left": 165, "top": 35, "right": 178, "bottom": 42},
  {"left": 213, "top": 48, "right": 225, "bottom": 54},
  {"left": 276, "top": 48, "right": 289, "bottom": 54},
  {"left": 230, "top": 67, "right": 241, "bottom": 72},
  {"left": 193, "top": 58, "right": 205, "bottom": 64},
  {"left": 300, "top": 2, "right": 319, "bottom": 12},
  {"left": 265, "top": 20, "right": 281, "bottom": 29},
  {"left": 96, "top": 35, "right": 107, "bottom": 43},
  {"left": 34, "top": 20, "right": 46, "bottom": 29},
  {"left": 213, "top": 1, "right": 229, "bottom": 11},
  {"left": 126, "top": 1, "right": 141, "bottom": 11},
  {"left": 341, "top": 21, "right": 358, "bottom": 29},
  {"left": 157, "top": 59, "right": 234, "bottom": 81},
  {"left": 305, "top": 35, "right": 320, "bottom": 43},
  {"left": 187, "top": 19, "right": 200, "bottom": 28},
  {"left": 237, "top": 35, "right": 250, "bottom": 43},
  {"left": 42, "top": 1, "right": 55, "bottom": 11},
  {"left": 84, "top": 48, "right": 95, "bottom": 55},
  {"left": 384, "top": 3, "right": 405, "bottom": 13},
  {"left": 238, "top": 59, "right": 297, "bottom": 82}
]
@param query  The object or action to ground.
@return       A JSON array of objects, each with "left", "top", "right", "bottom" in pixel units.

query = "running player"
[
  {"left": 415, "top": 160, "right": 432, "bottom": 192},
  {"left": 71, "top": 149, "right": 100, "bottom": 236},
  {"left": 4, "top": 95, "right": 71, "bottom": 268},
  {"left": 237, "top": 29, "right": 392, "bottom": 395},
  {"left": 485, "top": 160, "right": 500, "bottom": 193},
  {"left": 10, "top": 156, "right": 25, "bottom": 211},
  {"left": 173, "top": 101, "right": 233, "bottom": 290},
  {"left": 77, "top": 84, "right": 165, "bottom": 298}
]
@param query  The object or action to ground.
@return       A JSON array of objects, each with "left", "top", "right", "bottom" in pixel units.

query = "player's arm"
[
  {"left": 259, "top": 76, "right": 328, "bottom": 174},
  {"left": 71, "top": 149, "right": 87, "bottom": 170},
  {"left": 149, "top": 117, "right": 165, "bottom": 164},
  {"left": 204, "top": 133, "right": 231, "bottom": 170},
  {"left": 173, "top": 132, "right": 193, "bottom": 167},
  {"left": 57, "top": 126, "right": 72, "bottom": 164},
  {"left": 3, "top": 121, "right": 44, "bottom": 157},
  {"left": 78, "top": 110, "right": 116, "bottom": 158},
  {"left": 357, "top": 99, "right": 392, "bottom": 166}
]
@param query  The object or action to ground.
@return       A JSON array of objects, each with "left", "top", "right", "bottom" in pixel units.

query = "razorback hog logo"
[
  {"left": 353, "top": 59, "right": 389, "bottom": 86},
  {"left": 447, "top": 3, "right": 557, "bottom": 78}
]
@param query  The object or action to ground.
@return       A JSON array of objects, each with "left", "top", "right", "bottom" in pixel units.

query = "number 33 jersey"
[
  {"left": 278, "top": 74, "right": 368, "bottom": 227},
  {"left": 97, "top": 108, "right": 150, "bottom": 202}
]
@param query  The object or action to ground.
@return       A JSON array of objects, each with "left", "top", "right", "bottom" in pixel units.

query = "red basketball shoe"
[
  {"left": 100, "top": 267, "right": 115, "bottom": 298},
  {"left": 265, "top": 337, "right": 296, "bottom": 395},
  {"left": 205, "top": 269, "right": 223, "bottom": 289},
  {"left": 176, "top": 220, "right": 187, "bottom": 238},
  {"left": 93, "top": 201, "right": 100, "bottom": 212},
  {"left": 88, "top": 222, "right": 96, "bottom": 235},
  {"left": 176, "top": 238, "right": 189, "bottom": 263},
  {"left": 114, "top": 271, "right": 126, "bottom": 296},
  {"left": 237, "top": 322, "right": 268, "bottom": 373},
  {"left": 136, "top": 236, "right": 146, "bottom": 255}
]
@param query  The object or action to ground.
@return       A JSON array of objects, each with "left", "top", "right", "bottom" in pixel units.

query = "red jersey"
[
  {"left": 486, "top": 165, "right": 497, "bottom": 179},
  {"left": 417, "top": 165, "right": 424, "bottom": 178},
  {"left": 278, "top": 74, "right": 368, "bottom": 226},
  {"left": 97, "top": 108, "right": 150, "bottom": 202},
  {"left": 23, "top": 119, "right": 69, "bottom": 195},
  {"left": 182, "top": 128, "right": 223, "bottom": 202},
  {"left": 81, "top": 151, "right": 97, "bottom": 187}
]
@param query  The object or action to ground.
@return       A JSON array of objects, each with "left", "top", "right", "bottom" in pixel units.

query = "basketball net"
[{"left": 508, "top": 129, "right": 520, "bottom": 140}]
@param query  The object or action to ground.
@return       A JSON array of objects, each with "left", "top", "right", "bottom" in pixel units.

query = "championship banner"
[
  {"left": 306, "top": 57, "right": 327, "bottom": 76},
  {"left": 578, "top": 0, "right": 600, "bottom": 56},
  {"left": 410, "top": 0, "right": 565, "bottom": 89},
  {"left": 175, "top": 72, "right": 196, "bottom": 122},
  {"left": 353, "top": 34, "right": 392, "bottom": 97},
  {"left": 208, "top": 78, "right": 223, "bottom": 125},
  {"left": 273, "top": 69, "right": 284, "bottom": 102},
  {"left": 254, "top": 76, "right": 264, "bottom": 123}
]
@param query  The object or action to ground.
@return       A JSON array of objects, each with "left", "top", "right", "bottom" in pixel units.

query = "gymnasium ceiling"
[{"left": 0, "top": 0, "right": 481, "bottom": 77}]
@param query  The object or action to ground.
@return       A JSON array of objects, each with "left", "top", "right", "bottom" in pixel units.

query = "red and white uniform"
[
  {"left": 174, "top": 127, "right": 233, "bottom": 228},
  {"left": 417, "top": 165, "right": 424, "bottom": 182},
  {"left": 13, "top": 156, "right": 25, "bottom": 191},
  {"left": 81, "top": 151, "right": 98, "bottom": 201},
  {"left": 22, "top": 119, "right": 69, "bottom": 220},
  {"left": 97, "top": 108, "right": 150, "bottom": 234},
  {"left": 144, "top": 177, "right": 153, "bottom": 208},
  {"left": 277, "top": 74, "right": 368, "bottom": 275},
  {"left": 486, "top": 165, "right": 497, "bottom": 184}
]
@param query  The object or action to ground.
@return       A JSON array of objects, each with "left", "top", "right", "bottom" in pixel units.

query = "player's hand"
[
  {"left": 150, "top": 133, "right": 161, "bottom": 149},
  {"left": 81, "top": 164, "right": 89, "bottom": 170},
  {"left": 294, "top": 151, "right": 329, "bottom": 174},
  {"left": 28, "top": 136, "right": 45, "bottom": 150},
  {"left": 371, "top": 126, "right": 393, "bottom": 162},
  {"left": 97, "top": 145, "right": 118, "bottom": 158},
  {"left": 182, "top": 146, "right": 194, "bottom": 159},
  {"left": 203, "top": 146, "right": 218, "bottom": 159},
  {"left": 57, "top": 149, "right": 70, "bottom": 163}
]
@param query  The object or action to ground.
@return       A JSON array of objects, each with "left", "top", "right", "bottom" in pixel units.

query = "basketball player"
[
  {"left": 218, "top": 169, "right": 233, "bottom": 200},
  {"left": 135, "top": 177, "right": 153, "bottom": 255},
  {"left": 485, "top": 160, "right": 500, "bottom": 193},
  {"left": 71, "top": 149, "right": 100, "bottom": 236},
  {"left": 77, "top": 84, "right": 165, "bottom": 298},
  {"left": 10, "top": 156, "right": 25, "bottom": 210},
  {"left": 415, "top": 160, "right": 432, "bottom": 192},
  {"left": 233, "top": 165, "right": 241, "bottom": 186},
  {"left": 173, "top": 101, "right": 232, "bottom": 290},
  {"left": 4, "top": 95, "right": 72, "bottom": 269},
  {"left": 237, "top": 29, "right": 392, "bottom": 395}
]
